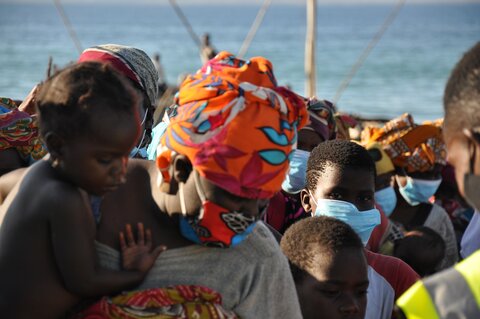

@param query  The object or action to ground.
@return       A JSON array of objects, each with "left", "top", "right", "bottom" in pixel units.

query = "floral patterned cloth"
[
  {"left": 361, "top": 113, "right": 446, "bottom": 173},
  {"left": 76, "top": 285, "right": 239, "bottom": 319},
  {"left": 0, "top": 97, "right": 47, "bottom": 161},
  {"left": 157, "top": 51, "right": 308, "bottom": 199}
]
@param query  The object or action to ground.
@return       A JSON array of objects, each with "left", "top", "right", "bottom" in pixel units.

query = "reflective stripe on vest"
[
  {"left": 455, "top": 250, "right": 480, "bottom": 308},
  {"left": 396, "top": 281, "right": 440, "bottom": 319},
  {"left": 424, "top": 263, "right": 479, "bottom": 318},
  {"left": 397, "top": 250, "right": 480, "bottom": 319}
]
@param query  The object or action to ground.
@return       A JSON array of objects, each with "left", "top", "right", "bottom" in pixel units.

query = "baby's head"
[
  {"left": 36, "top": 61, "right": 141, "bottom": 195},
  {"left": 394, "top": 226, "right": 446, "bottom": 277},
  {"left": 281, "top": 216, "right": 368, "bottom": 319}
]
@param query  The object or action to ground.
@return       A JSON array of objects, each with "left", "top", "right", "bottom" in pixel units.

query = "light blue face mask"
[
  {"left": 281, "top": 149, "right": 310, "bottom": 194},
  {"left": 310, "top": 196, "right": 381, "bottom": 246},
  {"left": 398, "top": 176, "right": 442, "bottom": 206},
  {"left": 375, "top": 186, "right": 397, "bottom": 217}
]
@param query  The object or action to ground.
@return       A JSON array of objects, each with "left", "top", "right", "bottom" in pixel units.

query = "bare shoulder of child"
[{"left": 0, "top": 62, "right": 165, "bottom": 319}]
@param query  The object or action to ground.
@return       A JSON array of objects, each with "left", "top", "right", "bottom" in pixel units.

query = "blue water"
[{"left": 0, "top": 3, "right": 479, "bottom": 121}]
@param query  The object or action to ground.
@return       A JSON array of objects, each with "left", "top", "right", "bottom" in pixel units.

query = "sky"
[{"left": 2, "top": 0, "right": 479, "bottom": 5}]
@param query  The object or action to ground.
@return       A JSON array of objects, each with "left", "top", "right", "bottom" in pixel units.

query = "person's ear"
[
  {"left": 463, "top": 128, "right": 480, "bottom": 174},
  {"left": 43, "top": 132, "right": 64, "bottom": 162},
  {"left": 172, "top": 155, "right": 192, "bottom": 184},
  {"left": 300, "top": 188, "right": 313, "bottom": 215}
]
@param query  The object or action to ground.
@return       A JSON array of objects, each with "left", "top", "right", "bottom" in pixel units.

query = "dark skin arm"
[
  {"left": 0, "top": 167, "right": 28, "bottom": 205},
  {"left": 49, "top": 185, "right": 164, "bottom": 297}
]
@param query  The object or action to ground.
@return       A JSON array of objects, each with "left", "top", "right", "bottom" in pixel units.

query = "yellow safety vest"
[{"left": 397, "top": 249, "right": 480, "bottom": 318}]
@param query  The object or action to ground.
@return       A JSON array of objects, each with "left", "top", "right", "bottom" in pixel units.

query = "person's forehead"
[
  {"left": 310, "top": 247, "right": 368, "bottom": 282},
  {"left": 315, "top": 163, "right": 375, "bottom": 190}
]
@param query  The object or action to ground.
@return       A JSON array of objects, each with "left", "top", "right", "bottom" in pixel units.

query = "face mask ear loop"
[
  {"left": 193, "top": 171, "right": 207, "bottom": 202},
  {"left": 193, "top": 171, "right": 208, "bottom": 219},
  {"left": 140, "top": 107, "right": 149, "bottom": 126},
  {"left": 308, "top": 190, "right": 317, "bottom": 216},
  {"left": 179, "top": 182, "right": 187, "bottom": 217}
]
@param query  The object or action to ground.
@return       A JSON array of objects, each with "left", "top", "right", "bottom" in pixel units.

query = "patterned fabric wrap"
[
  {"left": 0, "top": 99, "right": 47, "bottom": 161},
  {"left": 334, "top": 112, "right": 357, "bottom": 140},
  {"left": 78, "top": 44, "right": 158, "bottom": 105},
  {"left": 77, "top": 285, "right": 239, "bottom": 319},
  {"left": 157, "top": 51, "right": 308, "bottom": 199},
  {"left": 301, "top": 99, "right": 337, "bottom": 141},
  {"left": 361, "top": 113, "right": 446, "bottom": 173}
]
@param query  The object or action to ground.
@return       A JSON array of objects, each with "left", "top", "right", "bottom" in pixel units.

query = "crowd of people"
[{"left": 0, "top": 40, "right": 478, "bottom": 319}]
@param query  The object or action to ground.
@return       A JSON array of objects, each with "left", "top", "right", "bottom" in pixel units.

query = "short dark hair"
[
  {"left": 306, "top": 139, "right": 376, "bottom": 191},
  {"left": 281, "top": 216, "right": 363, "bottom": 277},
  {"left": 36, "top": 61, "right": 140, "bottom": 141},
  {"left": 444, "top": 42, "right": 480, "bottom": 136},
  {"left": 394, "top": 226, "right": 446, "bottom": 277}
]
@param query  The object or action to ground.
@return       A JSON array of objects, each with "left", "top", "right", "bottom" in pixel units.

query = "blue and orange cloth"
[{"left": 156, "top": 51, "right": 308, "bottom": 199}]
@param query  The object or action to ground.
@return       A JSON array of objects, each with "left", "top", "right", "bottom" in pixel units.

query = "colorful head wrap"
[
  {"left": 78, "top": 285, "right": 238, "bottom": 319},
  {"left": 334, "top": 112, "right": 358, "bottom": 140},
  {"left": 0, "top": 98, "right": 47, "bottom": 161},
  {"left": 78, "top": 44, "right": 158, "bottom": 105},
  {"left": 301, "top": 98, "right": 337, "bottom": 142},
  {"left": 361, "top": 113, "right": 446, "bottom": 173},
  {"left": 365, "top": 142, "right": 395, "bottom": 176},
  {"left": 157, "top": 51, "right": 308, "bottom": 199}
]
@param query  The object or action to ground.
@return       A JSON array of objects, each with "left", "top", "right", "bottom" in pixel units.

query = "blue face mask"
[
  {"left": 310, "top": 197, "right": 381, "bottom": 246},
  {"left": 398, "top": 176, "right": 442, "bottom": 206},
  {"left": 375, "top": 186, "right": 397, "bottom": 217},
  {"left": 282, "top": 149, "right": 310, "bottom": 194}
]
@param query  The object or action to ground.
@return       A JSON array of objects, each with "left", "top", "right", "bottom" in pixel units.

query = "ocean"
[{"left": 0, "top": 2, "right": 479, "bottom": 122}]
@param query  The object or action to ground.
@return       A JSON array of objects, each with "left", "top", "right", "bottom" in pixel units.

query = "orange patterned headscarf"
[
  {"left": 361, "top": 113, "right": 446, "bottom": 173},
  {"left": 157, "top": 51, "right": 308, "bottom": 199}
]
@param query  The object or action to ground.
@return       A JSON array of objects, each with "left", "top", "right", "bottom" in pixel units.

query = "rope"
[
  {"left": 53, "top": 0, "right": 83, "bottom": 55},
  {"left": 237, "top": 0, "right": 273, "bottom": 59},
  {"left": 168, "top": 0, "right": 202, "bottom": 48},
  {"left": 333, "top": 0, "right": 407, "bottom": 104}
]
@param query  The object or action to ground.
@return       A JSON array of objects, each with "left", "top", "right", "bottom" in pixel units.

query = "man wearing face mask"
[
  {"left": 363, "top": 113, "right": 458, "bottom": 270},
  {"left": 395, "top": 42, "right": 480, "bottom": 319},
  {"left": 301, "top": 140, "right": 419, "bottom": 319}
]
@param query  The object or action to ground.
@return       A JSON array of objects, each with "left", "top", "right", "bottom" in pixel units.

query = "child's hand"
[
  {"left": 18, "top": 84, "right": 40, "bottom": 115},
  {"left": 119, "top": 223, "right": 166, "bottom": 273}
]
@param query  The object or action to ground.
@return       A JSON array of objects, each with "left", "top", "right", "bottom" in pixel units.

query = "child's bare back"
[
  {"left": 0, "top": 62, "right": 164, "bottom": 318},
  {"left": 0, "top": 160, "right": 92, "bottom": 317}
]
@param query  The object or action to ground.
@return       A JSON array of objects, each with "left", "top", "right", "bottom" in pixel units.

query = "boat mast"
[{"left": 305, "top": 0, "right": 317, "bottom": 97}]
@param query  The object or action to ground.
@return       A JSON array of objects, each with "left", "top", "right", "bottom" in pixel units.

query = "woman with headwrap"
[
  {"left": 78, "top": 44, "right": 159, "bottom": 159},
  {"left": 85, "top": 52, "right": 307, "bottom": 318},
  {"left": 362, "top": 113, "right": 458, "bottom": 271}
]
